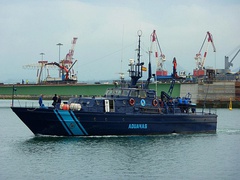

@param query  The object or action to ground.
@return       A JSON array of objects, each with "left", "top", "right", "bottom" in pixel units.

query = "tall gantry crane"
[
  {"left": 150, "top": 30, "right": 167, "bottom": 80},
  {"left": 194, "top": 31, "right": 216, "bottom": 76},
  {"left": 23, "top": 53, "right": 52, "bottom": 84}
]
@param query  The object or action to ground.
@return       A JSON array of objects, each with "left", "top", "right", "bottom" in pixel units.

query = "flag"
[{"left": 142, "top": 66, "right": 147, "bottom": 71}]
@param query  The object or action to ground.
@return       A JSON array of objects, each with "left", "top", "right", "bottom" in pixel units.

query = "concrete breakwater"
[
  {"left": 0, "top": 82, "right": 239, "bottom": 108},
  {"left": 180, "top": 81, "right": 240, "bottom": 108}
]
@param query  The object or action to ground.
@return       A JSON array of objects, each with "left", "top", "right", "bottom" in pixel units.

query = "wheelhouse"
[{"left": 104, "top": 88, "right": 156, "bottom": 99}]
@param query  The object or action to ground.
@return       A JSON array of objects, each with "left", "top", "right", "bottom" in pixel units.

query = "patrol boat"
[{"left": 11, "top": 31, "right": 217, "bottom": 136}]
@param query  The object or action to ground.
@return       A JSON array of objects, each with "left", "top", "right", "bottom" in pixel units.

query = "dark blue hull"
[{"left": 11, "top": 107, "right": 217, "bottom": 136}]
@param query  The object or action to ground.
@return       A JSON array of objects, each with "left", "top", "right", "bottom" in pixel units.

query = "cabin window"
[
  {"left": 130, "top": 90, "right": 146, "bottom": 98},
  {"left": 109, "top": 100, "right": 115, "bottom": 112},
  {"left": 114, "top": 90, "right": 121, "bottom": 95},
  {"left": 130, "top": 90, "right": 138, "bottom": 97},
  {"left": 105, "top": 89, "right": 130, "bottom": 97},
  {"left": 121, "top": 90, "right": 130, "bottom": 96},
  {"left": 105, "top": 89, "right": 113, "bottom": 96},
  {"left": 139, "top": 90, "right": 146, "bottom": 98}
]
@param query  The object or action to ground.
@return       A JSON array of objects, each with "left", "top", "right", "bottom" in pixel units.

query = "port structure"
[
  {"left": 194, "top": 31, "right": 216, "bottom": 77},
  {"left": 23, "top": 37, "right": 78, "bottom": 84},
  {"left": 150, "top": 30, "right": 167, "bottom": 78}
]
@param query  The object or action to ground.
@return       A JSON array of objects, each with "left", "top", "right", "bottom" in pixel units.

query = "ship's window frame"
[
  {"left": 105, "top": 89, "right": 113, "bottom": 96},
  {"left": 139, "top": 90, "right": 146, "bottom": 98},
  {"left": 121, "top": 90, "right": 130, "bottom": 96},
  {"left": 130, "top": 90, "right": 138, "bottom": 97},
  {"left": 114, "top": 90, "right": 121, "bottom": 95},
  {"left": 109, "top": 99, "right": 115, "bottom": 112},
  {"left": 129, "top": 90, "right": 147, "bottom": 98}
]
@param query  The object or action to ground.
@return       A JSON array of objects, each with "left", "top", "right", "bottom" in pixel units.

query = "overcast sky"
[{"left": 0, "top": 0, "right": 239, "bottom": 83}]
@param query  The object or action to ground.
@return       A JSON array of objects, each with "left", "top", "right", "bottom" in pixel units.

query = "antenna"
[{"left": 128, "top": 30, "right": 144, "bottom": 87}]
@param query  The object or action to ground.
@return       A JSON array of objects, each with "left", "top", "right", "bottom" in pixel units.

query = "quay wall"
[{"left": 0, "top": 83, "right": 180, "bottom": 99}]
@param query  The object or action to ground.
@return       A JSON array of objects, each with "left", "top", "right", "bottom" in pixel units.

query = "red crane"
[
  {"left": 150, "top": 30, "right": 167, "bottom": 76},
  {"left": 63, "top": 37, "right": 78, "bottom": 64},
  {"left": 46, "top": 60, "right": 77, "bottom": 80},
  {"left": 194, "top": 31, "right": 216, "bottom": 76},
  {"left": 60, "top": 37, "right": 78, "bottom": 79}
]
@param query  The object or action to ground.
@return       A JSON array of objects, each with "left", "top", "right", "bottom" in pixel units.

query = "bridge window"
[
  {"left": 121, "top": 90, "right": 130, "bottom": 96},
  {"left": 130, "top": 90, "right": 138, "bottom": 97},
  {"left": 139, "top": 90, "right": 146, "bottom": 98}
]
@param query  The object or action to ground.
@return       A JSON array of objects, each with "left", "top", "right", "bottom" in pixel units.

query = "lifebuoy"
[
  {"left": 152, "top": 99, "right": 158, "bottom": 107},
  {"left": 129, "top": 98, "right": 135, "bottom": 106},
  {"left": 140, "top": 99, "right": 146, "bottom": 106}
]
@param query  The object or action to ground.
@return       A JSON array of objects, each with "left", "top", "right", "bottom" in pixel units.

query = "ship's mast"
[{"left": 129, "top": 30, "right": 144, "bottom": 87}]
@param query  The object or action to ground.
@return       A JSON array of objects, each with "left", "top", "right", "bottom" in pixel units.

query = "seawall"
[{"left": 0, "top": 83, "right": 180, "bottom": 99}]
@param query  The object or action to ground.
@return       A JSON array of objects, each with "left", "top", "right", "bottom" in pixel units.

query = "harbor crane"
[
  {"left": 59, "top": 37, "right": 78, "bottom": 78},
  {"left": 62, "top": 37, "right": 78, "bottom": 67},
  {"left": 46, "top": 60, "right": 77, "bottom": 80},
  {"left": 23, "top": 37, "right": 78, "bottom": 84},
  {"left": 224, "top": 46, "right": 240, "bottom": 72},
  {"left": 150, "top": 30, "right": 166, "bottom": 74},
  {"left": 45, "top": 37, "right": 78, "bottom": 83},
  {"left": 194, "top": 31, "right": 216, "bottom": 76},
  {"left": 23, "top": 54, "right": 51, "bottom": 84}
]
